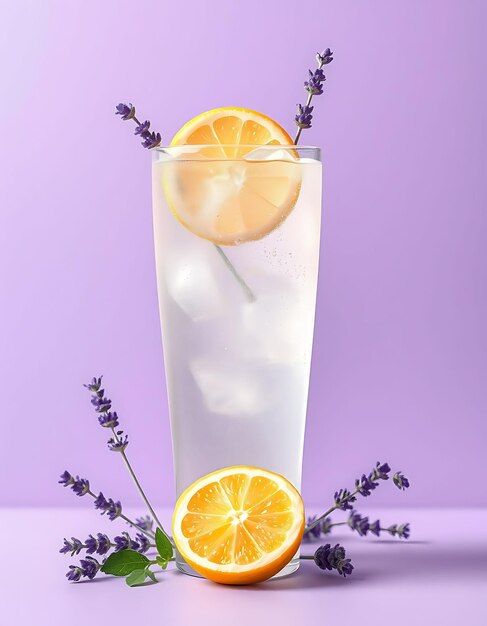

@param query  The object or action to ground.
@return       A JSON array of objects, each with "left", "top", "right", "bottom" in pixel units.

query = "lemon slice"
[
  {"left": 162, "top": 107, "right": 301, "bottom": 245},
  {"left": 172, "top": 466, "right": 305, "bottom": 585}
]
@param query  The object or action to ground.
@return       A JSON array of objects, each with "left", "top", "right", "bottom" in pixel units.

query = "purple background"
[{"left": 1, "top": 0, "right": 486, "bottom": 509}]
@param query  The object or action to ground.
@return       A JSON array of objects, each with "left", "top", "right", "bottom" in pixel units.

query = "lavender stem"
[
  {"left": 304, "top": 489, "right": 360, "bottom": 535},
  {"left": 110, "top": 427, "right": 171, "bottom": 544},
  {"left": 213, "top": 244, "right": 255, "bottom": 302}
]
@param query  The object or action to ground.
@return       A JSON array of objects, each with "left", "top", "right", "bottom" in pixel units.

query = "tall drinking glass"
[{"left": 152, "top": 144, "right": 322, "bottom": 576}]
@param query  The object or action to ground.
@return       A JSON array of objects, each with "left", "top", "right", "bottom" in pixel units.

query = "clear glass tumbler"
[{"left": 152, "top": 144, "right": 322, "bottom": 576}]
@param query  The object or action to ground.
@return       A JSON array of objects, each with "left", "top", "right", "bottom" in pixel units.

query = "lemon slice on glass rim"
[
  {"left": 172, "top": 465, "right": 305, "bottom": 585},
  {"left": 161, "top": 107, "right": 302, "bottom": 245}
]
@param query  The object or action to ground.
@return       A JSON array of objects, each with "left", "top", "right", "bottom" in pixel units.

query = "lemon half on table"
[
  {"left": 162, "top": 107, "right": 302, "bottom": 245},
  {"left": 172, "top": 465, "right": 305, "bottom": 585}
]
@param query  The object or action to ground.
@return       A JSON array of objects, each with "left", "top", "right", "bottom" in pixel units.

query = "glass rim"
[
  {"left": 152, "top": 144, "right": 321, "bottom": 160},
  {"left": 153, "top": 144, "right": 320, "bottom": 150}
]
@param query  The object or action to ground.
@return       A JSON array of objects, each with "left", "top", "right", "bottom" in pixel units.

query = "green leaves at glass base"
[
  {"left": 101, "top": 549, "right": 150, "bottom": 576},
  {"left": 155, "top": 527, "right": 173, "bottom": 563},
  {"left": 125, "top": 567, "right": 157, "bottom": 587},
  {"left": 125, "top": 569, "right": 148, "bottom": 587}
]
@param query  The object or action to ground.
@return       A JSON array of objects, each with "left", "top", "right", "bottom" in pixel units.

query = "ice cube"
[
  {"left": 166, "top": 253, "right": 227, "bottom": 321},
  {"left": 241, "top": 288, "right": 313, "bottom": 364},
  {"left": 190, "top": 356, "right": 270, "bottom": 416}
]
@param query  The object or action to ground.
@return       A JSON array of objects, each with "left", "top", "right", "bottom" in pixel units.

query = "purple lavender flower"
[
  {"left": 141, "top": 131, "right": 162, "bottom": 149},
  {"left": 98, "top": 411, "right": 119, "bottom": 428},
  {"left": 59, "top": 537, "right": 83, "bottom": 556},
  {"left": 368, "top": 519, "right": 381, "bottom": 537},
  {"left": 387, "top": 523, "right": 410, "bottom": 539},
  {"left": 83, "top": 377, "right": 103, "bottom": 393},
  {"left": 304, "top": 68, "right": 326, "bottom": 95},
  {"left": 397, "top": 523, "right": 410, "bottom": 539},
  {"left": 94, "top": 492, "right": 108, "bottom": 511},
  {"left": 321, "top": 517, "right": 333, "bottom": 535},
  {"left": 59, "top": 471, "right": 75, "bottom": 487},
  {"left": 134, "top": 120, "right": 150, "bottom": 136},
  {"left": 66, "top": 565, "right": 83, "bottom": 582},
  {"left": 313, "top": 544, "right": 353, "bottom": 577},
  {"left": 93, "top": 492, "right": 122, "bottom": 520},
  {"left": 114, "top": 532, "right": 140, "bottom": 552},
  {"left": 107, "top": 499, "right": 122, "bottom": 521},
  {"left": 85, "top": 376, "right": 122, "bottom": 435},
  {"left": 355, "top": 474, "right": 376, "bottom": 497},
  {"left": 393, "top": 472, "right": 410, "bottom": 490},
  {"left": 85, "top": 533, "right": 111, "bottom": 555},
  {"left": 348, "top": 511, "right": 370, "bottom": 536},
  {"left": 135, "top": 516, "right": 154, "bottom": 532},
  {"left": 370, "top": 461, "right": 391, "bottom": 482},
  {"left": 66, "top": 557, "right": 102, "bottom": 582},
  {"left": 294, "top": 104, "right": 314, "bottom": 129},
  {"left": 115, "top": 103, "right": 136, "bottom": 121},
  {"left": 91, "top": 395, "right": 112, "bottom": 413},
  {"left": 294, "top": 47, "right": 334, "bottom": 144},
  {"left": 303, "top": 515, "right": 322, "bottom": 541},
  {"left": 71, "top": 476, "right": 90, "bottom": 497},
  {"left": 334, "top": 488, "right": 356, "bottom": 511},
  {"left": 316, "top": 48, "right": 333, "bottom": 66},
  {"left": 115, "top": 103, "right": 163, "bottom": 149},
  {"left": 80, "top": 556, "right": 101, "bottom": 579},
  {"left": 136, "top": 533, "right": 151, "bottom": 554},
  {"left": 107, "top": 431, "right": 129, "bottom": 452}
]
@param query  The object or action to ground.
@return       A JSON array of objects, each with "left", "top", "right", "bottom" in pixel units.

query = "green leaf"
[
  {"left": 156, "top": 555, "right": 168, "bottom": 569},
  {"left": 155, "top": 528, "right": 173, "bottom": 561},
  {"left": 101, "top": 549, "right": 150, "bottom": 576},
  {"left": 145, "top": 568, "right": 157, "bottom": 583},
  {"left": 125, "top": 569, "right": 149, "bottom": 587}
]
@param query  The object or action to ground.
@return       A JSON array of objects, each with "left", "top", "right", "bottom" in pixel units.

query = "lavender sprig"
[
  {"left": 115, "top": 104, "right": 256, "bottom": 304},
  {"left": 84, "top": 378, "right": 171, "bottom": 543},
  {"left": 115, "top": 103, "right": 161, "bottom": 149},
  {"left": 60, "top": 532, "right": 152, "bottom": 557},
  {"left": 301, "top": 543, "right": 353, "bottom": 577},
  {"left": 302, "top": 508, "right": 410, "bottom": 541},
  {"left": 294, "top": 47, "right": 333, "bottom": 144},
  {"left": 59, "top": 471, "right": 154, "bottom": 538},
  {"left": 305, "top": 462, "right": 405, "bottom": 536},
  {"left": 66, "top": 556, "right": 102, "bottom": 582},
  {"left": 64, "top": 529, "right": 173, "bottom": 585},
  {"left": 347, "top": 511, "right": 409, "bottom": 539}
]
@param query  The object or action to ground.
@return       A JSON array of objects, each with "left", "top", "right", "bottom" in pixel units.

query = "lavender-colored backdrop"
[{"left": 1, "top": 0, "right": 486, "bottom": 509}]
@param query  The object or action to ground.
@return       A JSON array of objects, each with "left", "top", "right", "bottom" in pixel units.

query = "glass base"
[{"left": 175, "top": 551, "right": 300, "bottom": 581}]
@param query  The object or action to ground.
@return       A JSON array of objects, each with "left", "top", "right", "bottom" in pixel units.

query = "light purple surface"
[
  {"left": 1, "top": 507, "right": 486, "bottom": 625},
  {"left": 1, "top": 1, "right": 487, "bottom": 508}
]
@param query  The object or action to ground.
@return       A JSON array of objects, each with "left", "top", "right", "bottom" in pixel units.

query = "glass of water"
[{"left": 152, "top": 144, "right": 322, "bottom": 576}]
